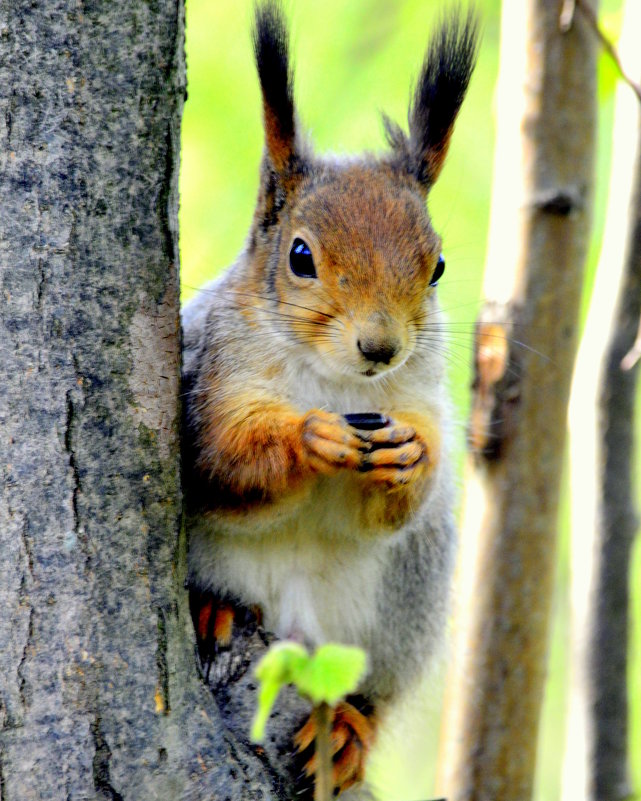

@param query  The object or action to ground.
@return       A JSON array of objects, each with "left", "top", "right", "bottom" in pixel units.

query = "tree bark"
[
  {"left": 590, "top": 69, "right": 641, "bottom": 801},
  {"left": 590, "top": 141, "right": 641, "bottom": 800},
  {"left": 0, "top": 3, "right": 291, "bottom": 799},
  {"left": 563, "top": 4, "right": 641, "bottom": 798},
  {"left": 437, "top": 2, "right": 597, "bottom": 799}
]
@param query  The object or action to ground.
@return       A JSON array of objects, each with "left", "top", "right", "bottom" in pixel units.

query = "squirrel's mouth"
[
  {"left": 360, "top": 362, "right": 399, "bottom": 379},
  {"left": 358, "top": 349, "right": 410, "bottom": 379}
]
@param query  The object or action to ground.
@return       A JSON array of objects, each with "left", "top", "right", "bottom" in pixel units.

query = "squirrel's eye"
[
  {"left": 429, "top": 253, "right": 445, "bottom": 287},
  {"left": 289, "top": 238, "right": 317, "bottom": 279}
]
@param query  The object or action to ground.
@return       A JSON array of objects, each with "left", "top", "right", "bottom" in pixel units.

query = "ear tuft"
[
  {"left": 253, "top": 2, "right": 296, "bottom": 174},
  {"left": 382, "top": 113, "right": 409, "bottom": 154},
  {"left": 408, "top": 8, "right": 479, "bottom": 187}
]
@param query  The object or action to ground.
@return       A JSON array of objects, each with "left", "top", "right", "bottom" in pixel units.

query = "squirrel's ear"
[
  {"left": 400, "top": 10, "right": 479, "bottom": 189},
  {"left": 253, "top": 2, "right": 297, "bottom": 175}
]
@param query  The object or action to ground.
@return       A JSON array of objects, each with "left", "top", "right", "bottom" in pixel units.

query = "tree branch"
[
  {"left": 438, "top": 1, "right": 598, "bottom": 798},
  {"left": 589, "top": 80, "right": 641, "bottom": 801},
  {"left": 561, "top": 0, "right": 641, "bottom": 105}
]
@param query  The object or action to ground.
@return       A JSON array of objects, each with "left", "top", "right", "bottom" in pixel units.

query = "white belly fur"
[{"left": 188, "top": 477, "right": 399, "bottom": 647}]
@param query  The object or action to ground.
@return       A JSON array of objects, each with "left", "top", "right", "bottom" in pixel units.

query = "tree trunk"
[
  {"left": 0, "top": 3, "right": 290, "bottom": 798},
  {"left": 437, "top": 2, "right": 597, "bottom": 799},
  {"left": 564, "top": 4, "right": 641, "bottom": 798}
]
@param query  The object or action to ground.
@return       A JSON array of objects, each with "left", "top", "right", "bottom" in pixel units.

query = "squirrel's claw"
[
  {"left": 363, "top": 440, "right": 425, "bottom": 470},
  {"left": 357, "top": 415, "right": 436, "bottom": 491},
  {"left": 358, "top": 422, "right": 416, "bottom": 446},
  {"left": 302, "top": 410, "right": 364, "bottom": 474},
  {"left": 292, "top": 700, "right": 376, "bottom": 798}
]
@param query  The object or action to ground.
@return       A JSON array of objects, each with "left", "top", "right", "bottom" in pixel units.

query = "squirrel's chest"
[
  {"left": 211, "top": 531, "right": 389, "bottom": 647},
  {"left": 188, "top": 465, "right": 400, "bottom": 645},
  {"left": 189, "top": 474, "right": 396, "bottom": 645}
]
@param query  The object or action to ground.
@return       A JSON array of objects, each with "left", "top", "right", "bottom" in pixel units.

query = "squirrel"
[{"left": 182, "top": 3, "right": 477, "bottom": 798}]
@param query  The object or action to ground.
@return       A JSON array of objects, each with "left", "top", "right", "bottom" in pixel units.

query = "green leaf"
[
  {"left": 250, "top": 677, "right": 282, "bottom": 743},
  {"left": 251, "top": 641, "right": 308, "bottom": 742},
  {"left": 250, "top": 641, "right": 368, "bottom": 741},
  {"left": 254, "top": 640, "right": 309, "bottom": 685},
  {"left": 295, "top": 644, "right": 368, "bottom": 706}
]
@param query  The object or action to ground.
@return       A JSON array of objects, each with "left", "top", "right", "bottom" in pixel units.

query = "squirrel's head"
[{"left": 246, "top": 2, "right": 478, "bottom": 381}]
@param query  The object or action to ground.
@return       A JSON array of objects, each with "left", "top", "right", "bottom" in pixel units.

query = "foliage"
[{"left": 251, "top": 641, "right": 367, "bottom": 742}]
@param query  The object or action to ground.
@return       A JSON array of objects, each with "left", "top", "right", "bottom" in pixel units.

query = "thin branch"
[
  {"left": 314, "top": 703, "right": 333, "bottom": 801},
  {"left": 568, "top": 0, "right": 641, "bottom": 105},
  {"left": 589, "top": 48, "right": 641, "bottom": 792},
  {"left": 559, "top": 0, "right": 577, "bottom": 32}
]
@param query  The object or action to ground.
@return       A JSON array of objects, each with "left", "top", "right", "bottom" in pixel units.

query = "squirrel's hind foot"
[
  {"left": 292, "top": 697, "right": 376, "bottom": 798},
  {"left": 189, "top": 588, "right": 262, "bottom": 679}
]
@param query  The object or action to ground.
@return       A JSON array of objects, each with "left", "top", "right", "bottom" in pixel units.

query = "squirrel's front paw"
[
  {"left": 357, "top": 419, "right": 429, "bottom": 489},
  {"left": 293, "top": 699, "right": 376, "bottom": 798},
  {"left": 301, "top": 410, "right": 365, "bottom": 475}
]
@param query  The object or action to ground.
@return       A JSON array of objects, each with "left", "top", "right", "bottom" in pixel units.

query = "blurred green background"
[{"left": 179, "top": 1, "right": 639, "bottom": 799}]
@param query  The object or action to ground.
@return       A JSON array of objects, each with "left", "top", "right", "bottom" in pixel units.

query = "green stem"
[{"left": 314, "top": 702, "right": 333, "bottom": 801}]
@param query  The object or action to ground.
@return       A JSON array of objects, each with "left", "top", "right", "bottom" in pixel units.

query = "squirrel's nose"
[{"left": 357, "top": 338, "right": 399, "bottom": 365}]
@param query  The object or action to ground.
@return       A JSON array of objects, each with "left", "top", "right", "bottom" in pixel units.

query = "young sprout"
[{"left": 251, "top": 641, "right": 368, "bottom": 801}]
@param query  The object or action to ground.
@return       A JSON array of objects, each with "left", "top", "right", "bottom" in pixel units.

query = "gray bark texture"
[{"left": 0, "top": 3, "right": 292, "bottom": 799}]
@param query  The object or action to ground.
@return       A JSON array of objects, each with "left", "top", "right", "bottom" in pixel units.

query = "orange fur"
[
  {"left": 271, "top": 168, "right": 441, "bottom": 356},
  {"left": 294, "top": 701, "right": 377, "bottom": 794},
  {"left": 196, "top": 384, "right": 310, "bottom": 506},
  {"left": 356, "top": 411, "right": 440, "bottom": 529},
  {"left": 195, "top": 374, "right": 439, "bottom": 523},
  {"left": 213, "top": 606, "right": 234, "bottom": 647},
  {"left": 196, "top": 599, "right": 213, "bottom": 643},
  {"left": 422, "top": 131, "right": 454, "bottom": 187},
  {"left": 262, "top": 101, "right": 294, "bottom": 175},
  {"left": 195, "top": 381, "right": 370, "bottom": 508}
]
